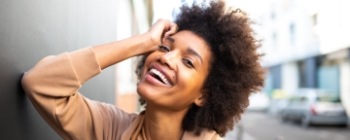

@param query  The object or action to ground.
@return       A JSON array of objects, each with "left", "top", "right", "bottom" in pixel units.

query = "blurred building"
[
  {"left": 113, "top": 0, "right": 151, "bottom": 113},
  {"left": 256, "top": 0, "right": 350, "bottom": 117}
]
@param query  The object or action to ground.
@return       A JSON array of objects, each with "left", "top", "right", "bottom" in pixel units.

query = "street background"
[{"left": 224, "top": 111, "right": 350, "bottom": 140}]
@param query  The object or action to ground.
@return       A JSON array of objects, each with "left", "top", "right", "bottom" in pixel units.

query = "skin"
[{"left": 93, "top": 19, "right": 212, "bottom": 139}]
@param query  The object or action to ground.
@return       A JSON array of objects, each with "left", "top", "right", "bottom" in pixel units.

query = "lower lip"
[{"left": 144, "top": 73, "right": 171, "bottom": 87}]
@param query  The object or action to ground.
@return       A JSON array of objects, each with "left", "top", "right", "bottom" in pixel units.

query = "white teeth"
[{"left": 150, "top": 69, "right": 171, "bottom": 86}]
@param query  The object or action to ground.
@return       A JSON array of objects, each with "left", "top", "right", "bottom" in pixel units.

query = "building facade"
[{"left": 257, "top": 0, "right": 350, "bottom": 117}]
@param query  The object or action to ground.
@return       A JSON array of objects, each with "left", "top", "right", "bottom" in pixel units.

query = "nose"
[{"left": 159, "top": 51, "right": 177, "bottom": 70}]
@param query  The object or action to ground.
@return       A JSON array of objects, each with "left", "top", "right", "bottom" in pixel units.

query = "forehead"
[
  {"left": 170, "top": 30, "right": 207, "bottom": 46},
  {"left": 168, "top": 30, "right": 211, "bottom": 59}
]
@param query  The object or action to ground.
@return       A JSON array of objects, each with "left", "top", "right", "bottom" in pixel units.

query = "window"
[
  {"left": 311, "top": 14, "right": 319, "bottom": 37},
  {"left": 289, "top": 23, "right": 295, "bottom": 46},
  {"left": 272, "top": 32, "right": 278, "bottom": 47},
  {"left": 312, "top": 14, "right": 318, "bottom": 26}
]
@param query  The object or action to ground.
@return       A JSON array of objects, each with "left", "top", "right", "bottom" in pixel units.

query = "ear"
[{"left": 194, "top": 94, "right": 205, "bottom": 107}]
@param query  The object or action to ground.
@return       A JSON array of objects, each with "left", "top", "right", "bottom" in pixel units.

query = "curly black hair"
[{"left": 136, "top": 0, "right": 264, "bottom": 137}]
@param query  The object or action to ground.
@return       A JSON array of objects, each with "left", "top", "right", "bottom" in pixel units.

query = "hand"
[{"left": 146, "top": 19, "right": 178, "bottom": 47}]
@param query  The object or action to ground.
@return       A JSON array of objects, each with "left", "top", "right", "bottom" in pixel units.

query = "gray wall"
[{"left": 0, "top": 0, "right": 117, "bottom": 139}]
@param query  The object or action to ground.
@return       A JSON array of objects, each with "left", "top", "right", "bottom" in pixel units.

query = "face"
[{"left": 137, "top": 30, "right": 212, "bottom": 111}]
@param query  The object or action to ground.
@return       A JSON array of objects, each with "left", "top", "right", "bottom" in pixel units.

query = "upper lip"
[{"left": 149, "top": 63, "right": 175, "bottom": 86}]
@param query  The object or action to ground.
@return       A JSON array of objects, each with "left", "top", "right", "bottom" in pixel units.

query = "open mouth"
[{"left": 149, "top": 68, "right": 172, "bottom": 86}]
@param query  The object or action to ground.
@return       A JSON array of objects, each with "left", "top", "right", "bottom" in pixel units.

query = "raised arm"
[
  {"left": 21, "top": 19, "right": 177, "bottom": 139},
  {"left": 93, "top": 19, "right": 178, "bottom": 69}
]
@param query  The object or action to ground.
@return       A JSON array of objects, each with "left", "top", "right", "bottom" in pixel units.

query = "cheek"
[{"left": 179, "top": 71, "right": 206, "bottom": 92}]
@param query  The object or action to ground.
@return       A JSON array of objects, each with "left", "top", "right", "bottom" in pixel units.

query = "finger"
[{"left": 164, "top": 22, "right": 178, "bottom": 37}]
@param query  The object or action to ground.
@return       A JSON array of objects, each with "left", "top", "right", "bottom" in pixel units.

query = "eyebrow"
[
  {"left": 166, "top": 36, "right": 203, "bottom": 64},
  {"left": 165, "top": 36, "right": 175, "bottom": 43}
]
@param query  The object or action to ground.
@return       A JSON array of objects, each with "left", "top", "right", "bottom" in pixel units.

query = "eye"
[
  {"left": 159, "top": 45, "right": 170, "bottom": 52},
  {"left": 182, "top": 58, "right": 195, "bottom": 68}
]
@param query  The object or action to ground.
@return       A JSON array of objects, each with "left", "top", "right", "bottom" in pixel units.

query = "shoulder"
[{"left": 183, "top": 129, "right": 223, "bottom": 140}]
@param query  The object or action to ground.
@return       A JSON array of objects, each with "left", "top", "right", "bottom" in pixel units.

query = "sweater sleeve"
[{"left": 21, "top": 47, "right": 136, "bottom": 140}]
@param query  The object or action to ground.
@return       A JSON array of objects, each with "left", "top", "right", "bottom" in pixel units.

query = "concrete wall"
[{"left": 0, "top": 0, "right": 117, "bottom": 139}]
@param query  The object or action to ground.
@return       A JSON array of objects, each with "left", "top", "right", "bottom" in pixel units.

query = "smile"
[{"left": 149, "top": 68, "right": 172, "bottom": 86}]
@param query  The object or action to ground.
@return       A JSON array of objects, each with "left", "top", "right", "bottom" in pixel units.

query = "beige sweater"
[{"left": 21, "top": 48, "right": 222, "bottom": 140}]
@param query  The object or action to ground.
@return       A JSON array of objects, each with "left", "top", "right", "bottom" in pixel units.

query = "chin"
[
  {"left": 136, "top": 84, "right": 143, "bottom": 95},
  {"left": 136, "top": 81, "right": 150, "bottom": 99}
]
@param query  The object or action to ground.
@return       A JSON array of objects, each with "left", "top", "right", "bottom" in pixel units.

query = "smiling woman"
[
  {"left": 137, "top": 31, "right": 212, "bottom": 111},
  {"left": 21, "top": 0, "right": 264, "bottom": 140}
]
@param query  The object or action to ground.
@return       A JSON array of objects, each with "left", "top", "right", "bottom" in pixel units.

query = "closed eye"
[
  {"left": 159, "top": 45, "right": 170, "bottom": 52},
  {"left": 182, "top": 58, "right": 195, "bottom": 68}
]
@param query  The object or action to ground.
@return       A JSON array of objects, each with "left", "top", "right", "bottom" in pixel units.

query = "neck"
[{"left": 143, "top": 105, "right": 188, "bottom": 140}]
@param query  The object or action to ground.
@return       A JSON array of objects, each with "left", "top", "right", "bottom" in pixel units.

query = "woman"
[{"left": 22, "top": 1, "right": 264, "bottom": 140}]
